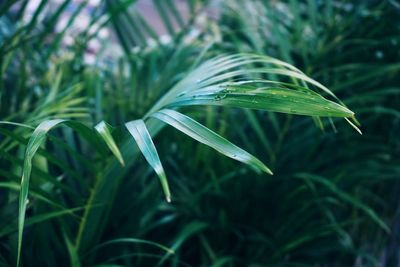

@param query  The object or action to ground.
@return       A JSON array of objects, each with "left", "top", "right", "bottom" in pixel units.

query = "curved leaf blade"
[
  {"left": 125, "top": 120, "right": 171, "bottom": 202},
  {"left": 170, "top": 85, "right": 354, "bottom": 118},
  {"left": 150, "top": 54, "right": 344, "bottom": 112},
  {"left": 88, "top": 238, "right": 174, "bottom": 255},
  {"left": 95, "top": 121, "right": 125, "bottom": 166},
  {"left": 151, "top": 109, "right": 273, "bottom": 175},
  {"left": 16, "top": 119, "right": 115, "bottom": 266},
  {"left": 158, "top": 221, "right": 208, "bottom": 265},
  {"left": 295, "top": 173, "right": 389, "bottom": 233},
  {"left": 17, "top": 119, "right": 65, "bottom": 266}
]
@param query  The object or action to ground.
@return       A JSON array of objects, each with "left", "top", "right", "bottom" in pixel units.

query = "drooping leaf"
[
  {"left": 17, "top": 119, "right": 65, "bottom": 267},
  {"left": 149, "top": 54, "right": 354, "bottom": 125},
  {"left": 95, "top": 121, "right": 125, "bottom": 166},
  {"left": 151, "top": 109, "right": 273, "bottom": 174},
  {"left": 169, "top": 84, "right": 354, "bottom": 117},
  {"left": 16, "top": 119, "right": 115, "bottom": 266},
  {"left": 125, "top": 119, "right": 171, "bottom": 202}
]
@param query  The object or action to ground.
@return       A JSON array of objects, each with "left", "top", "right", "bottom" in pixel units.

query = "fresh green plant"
[{"left": 0, "top": 1, "right": 398, "bottom": 267}]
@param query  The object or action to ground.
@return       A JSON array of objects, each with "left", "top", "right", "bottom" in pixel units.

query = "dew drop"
[{"left": 214, "top": 93, "right": 227, "bottom": 101}]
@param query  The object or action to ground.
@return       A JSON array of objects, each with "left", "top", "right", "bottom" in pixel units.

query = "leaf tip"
[
  {"left": 260, "top": 164, "right": 273, "bottom": 175},
  {"left": 263, "top": 167, "right": 273, "bottom": 175},
  {"left": 345, "top": 117, "right": 362, "bottom": 135}
]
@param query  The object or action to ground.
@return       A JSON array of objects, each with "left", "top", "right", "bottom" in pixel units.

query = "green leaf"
[
  {"left": 125, "top": 120, "right": 171, "bottom": 202},
  {"left": 95, "top": 121, "right": 125, "bottom": 166},
  {"left": 63, "top": 227, "right": 81, "bottom": 267},
  {"left": 148, "top": 54, "right": 354, "bottom": 125},
  {"left": 169, "top": 84, "right": 354, "bottom": 118},
  {"left": 158, "top": 221, "right": 208, "bottom": 265},
  {"left": 16, "top": 119, "right": 113, "bottom": 266},
  {"left": 1, "top": 206, "right": 86, "bottom": 237},
  {"left": 0, "top": 121, "right": 34, "bottom": 129},
  {"left": 151, "top": 109, "right": 273, "bottom": 174},
  {"left": 295, "top": 173, "right": 390, "bottom": 233},
  {"left": 17, "top": 119, "right": 65, "bottom": 267},
  {"left": 88, "top": 238, "right": 174, "bottom": 255}
]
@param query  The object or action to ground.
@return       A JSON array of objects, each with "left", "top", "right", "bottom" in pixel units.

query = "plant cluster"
[{"left": 0, "top": 0, "right": 399, "bottom": 266}]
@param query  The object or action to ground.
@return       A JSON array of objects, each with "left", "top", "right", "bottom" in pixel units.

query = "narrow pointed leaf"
[
  {"left": 158, "top": 221, "right": 208, "bottom": 264},
  {"left": 95, "top": 121, "right": 125, "bottom": 166},
  {"left": 125, "top": 120, "right": 171, "bottom": 202},
  {"left": 3, "top": 206, "right": 86, "bottom": 237},
  {"left": 170, "top": 85, "right": 354, "bottom": 118},
  {"left": 151, "top": 109, "right": 273, "bottom": 175},
  {"left": 89, "top": 238, "right": 174, "bottom": 255},
  {"left": 295, "top": 173, "right": 389, "bottom": 233},
  {"left": 17, "top": 119, "right": 64, "bottom": 267},
  {"left": 16, "top": 119, "right": 111, "bottom": 266}
]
